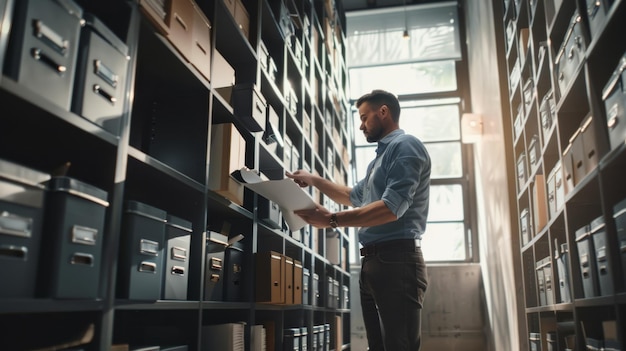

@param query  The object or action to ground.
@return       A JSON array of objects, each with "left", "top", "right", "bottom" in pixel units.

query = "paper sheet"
[{"left": 231, "top": 168, "right": 317, "bottom": 231}]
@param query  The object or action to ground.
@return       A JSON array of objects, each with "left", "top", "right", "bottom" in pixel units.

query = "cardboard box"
[{"left": 209, "top": 123, "right": 245, "bottom": 205}]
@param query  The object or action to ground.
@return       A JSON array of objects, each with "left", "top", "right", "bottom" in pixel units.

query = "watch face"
[{"left": 330, "top": 214, "right": 338, "bottom": 228}]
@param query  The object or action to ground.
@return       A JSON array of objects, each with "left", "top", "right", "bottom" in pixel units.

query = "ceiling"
[{"left": 341, "top": 0, "right": 453, "bottom": 12}]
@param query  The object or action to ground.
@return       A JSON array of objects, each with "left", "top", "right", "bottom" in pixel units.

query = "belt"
[{"left": 359, "top": 238, "right": 421, "bottom": 256}]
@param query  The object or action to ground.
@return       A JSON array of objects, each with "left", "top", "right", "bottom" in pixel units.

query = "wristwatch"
[{"left": 329, "top": 213, "right": 338, "bottom": 228}]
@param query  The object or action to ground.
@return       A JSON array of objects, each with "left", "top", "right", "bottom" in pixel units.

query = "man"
[{"left": 286, "top": 89, "right": 430, "bottom": 350}]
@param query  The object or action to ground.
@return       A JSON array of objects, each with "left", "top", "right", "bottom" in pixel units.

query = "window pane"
[
  {"left": 346, "top": 3, "right": 461, "bottom": 67},
  {"left": 425, "top": 142, "right": 463, "bottom": 179},
  {"left": 429, "top": 184, "right": 464, "bottom": 221},
  {"left": 421, "top": 222, "right": 466, "bottom": 261},
  {"left": 401, "top": 104, "right": 461, "bottom": 142},
  {"left": 352, "top": 109, "right": 368, "bottom": 146},
  {"left": 354, "top": 146, "right": 376, "bottom": 181},
  {"left": 349, "top": 61, "right": 457, "bottom": 99}
]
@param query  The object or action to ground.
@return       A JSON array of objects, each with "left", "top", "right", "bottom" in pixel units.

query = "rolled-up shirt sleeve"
[
  {"left": 382, "top": 154, "right": 425, "bottom": 218},
  {"left": 350, "top": 179, "right": 365, "bottom": 207}
]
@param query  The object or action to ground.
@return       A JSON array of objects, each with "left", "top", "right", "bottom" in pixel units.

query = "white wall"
[{"left": 461, "top": 1, "right": 526, "bottom": 350}]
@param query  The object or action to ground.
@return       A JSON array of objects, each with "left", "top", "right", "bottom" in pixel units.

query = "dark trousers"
[{"left": 359, "top": 247, "right": 427, "bottom": 351}]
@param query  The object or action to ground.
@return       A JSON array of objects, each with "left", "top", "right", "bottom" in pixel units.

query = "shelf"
[
  {"left": 0, "top": 0, "right": 353, "bottom": 349},
  {"left": 504, "top": 0, "right": 626, "bottom": 346}
]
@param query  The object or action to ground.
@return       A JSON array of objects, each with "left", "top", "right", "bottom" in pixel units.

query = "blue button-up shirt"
[{"left": 349, "top": 129, "right": 431, "bottom": 245}]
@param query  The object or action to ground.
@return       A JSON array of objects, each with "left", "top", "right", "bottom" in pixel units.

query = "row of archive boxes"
[
  {"left": 142, "top": 0, "right": 268, "bottom": 137},
  {"left": 255, "top": 251, "right": 303, "bottom": 305},
  {"left": 534, "top": 196, "right": 626, "bottom": 305},
  {"left": 4, "top": 0, "right": 130, "bottom": 136},
  {"left": 204, "top": 230, "right": 245, "bottom": 302},
  {"left": 117, "top": 201, "right": 193, "bottom": 301},
  {"left": 284, "top": 324, "right": 330, "bottom": 351},
  {"left": 534, "top": 240, "right": 572, "bottom": 306},
  {"left": 254, "top": 251, "right": 348, "bottom": 308},
  {"left": 602, "top": 51, "right": 626, "bottom": 152},
  {"left": 575, "top": 196, "right": 626, "bottom": 299},
  {"left": 0, "top": 158, "right": 109, "bottom": 299}
]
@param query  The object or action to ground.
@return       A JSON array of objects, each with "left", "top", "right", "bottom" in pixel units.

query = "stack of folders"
[{"left": 201, "top": 322, "right": 245, "bottom": 351}]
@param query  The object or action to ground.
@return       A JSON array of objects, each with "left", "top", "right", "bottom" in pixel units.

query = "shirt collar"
[{"left": 375, "top": 129, "right": 405, "bottom": 156}]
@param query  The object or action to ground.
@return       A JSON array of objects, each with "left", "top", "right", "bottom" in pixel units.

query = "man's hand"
[
  {"left": 294, "top": 203, "right": 332, "bottom": 228},
  {"left": 285, "top": 169, "right": 315, "bottom": 188}
]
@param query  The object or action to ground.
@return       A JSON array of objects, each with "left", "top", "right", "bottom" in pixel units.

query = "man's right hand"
[{"left": 285, "top": 170, "right": 314, "bottom": 188}]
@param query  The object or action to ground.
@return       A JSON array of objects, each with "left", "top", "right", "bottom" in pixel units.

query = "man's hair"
[{"left": 356, "top": 89, "right": 401, "bottom": 123}]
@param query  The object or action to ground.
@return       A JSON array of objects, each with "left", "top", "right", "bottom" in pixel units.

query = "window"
[{"left": 347, "top": 1, "right": 476, "bottom": 263}]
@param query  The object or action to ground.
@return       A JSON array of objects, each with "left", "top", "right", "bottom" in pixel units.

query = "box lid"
[
  {"left": 0, "top": 159, "right": 49, "bottom": 188},
  {"left": 124, "top": 200, "right": 166, "bottom": 220},
  {"left": 83, "top": 12, "right": 129, "bottom": 56},
  {"left": 166, "top": 214, "right": 192, "bottom": 232},
  {"left": 48, "top": 176, "right": 109, "bottom": 206}
]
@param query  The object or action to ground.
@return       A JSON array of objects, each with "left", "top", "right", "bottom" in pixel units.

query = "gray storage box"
[
  {"left": 283, "top": 328, "right": 301, "bottom": 351},
  {"left": 517, "top": 153, "right": 527, "bottom": 192},
  {"left": 540, "top": 89, "right": 555, "bottom": 141},
  {"left": 258, "top": 195, "right": 281, "bottom": 229},
  {"left": 536, "top": 257, "right": 547, "bottom": 305},
  {"left": 0, "top": 159, "right": 49, "bottom": 298},
  {"left": 232, "top": 83, "right": 267, "bottom": 133},
  {"left": 529, "top": 332, "right": 541, "bottom": 351},
  {"left": 118, "top": 200, "right": 167, "bottom": 300},
  {"left": 223, "top": 243, "right": 244, "bottom": 302},
  {"left": 528, "top": 135, "right": 540, "bottom": 167},
  {"left": 162, "top": 214, "right": 192, "bottom": 300},
  {"left": 555, "top": 13, "right": 586, "bottom": 96},
  {"left": 585, "top": 0, "right": 610, "bottom": 40},
  {"left": 204, "top": 231, "right": 228, "bottom": 301},
  {"left": 4, "top": 0, "right": 83, "bottom": 111},
  {"left": 300, "top": 327, "right": 308, "bottom": 351},
  {"left": 576, "top": 224, "right": 599, "bottom": 298},
  {"left": 312, "top": 272, "right": 319, "bottom": 306},
  {"left": 556, "top": 243, "right": 571, "bottom": 303},
  {"left": 520, "top": 208, "right": 531, "bottom": 245},
  {"left": 303, "top": 267, "right": 310, "bottom": 305},
  {"left": 613, "top": 198, "right": 626, "bottom": 286},
  {"left": 590, "top": 216, "right": 614, "bottom": 296},
  {"left": 602, "top": 53, "right": 626, "bottom": 151},
  {"left": 72, "top": 12, "right": 129, "bottom": 136},
  {"left": 40, "top": 176, "right": 109, "bottom": 298},
  {"left": 262, "top": 103, "right": 283, "bottom": 155}
]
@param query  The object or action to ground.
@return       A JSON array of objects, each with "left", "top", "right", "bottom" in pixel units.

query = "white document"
[{"left": 231, "top": 168, "right": 317, "bottom": 231}]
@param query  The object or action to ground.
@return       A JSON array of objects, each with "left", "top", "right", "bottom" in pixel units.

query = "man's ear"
[{"left": 379, "top": 105, "right": 390, "bottom": 120}]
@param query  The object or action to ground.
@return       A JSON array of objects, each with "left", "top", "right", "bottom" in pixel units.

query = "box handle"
[
  {"left": 138, "top": 261, "right": 157, "bottom": 273},
  {"left": 92, "top": 84, "right": 116, "bottom": 105},
  {"left": 195, "top": 40, "right": 207, "bottom": 55},
  {"left": 72, "top": 225, "right": 97, "bottom": 245},
  {"left": 210, "top": 257, "right": 222, "bottom": 270},
  {"left": 140, "top": 239, "right": 159, "bottom": 256},
  {"left": 602, "top": 58, "right": 626, "bottom": 100},
  {"left": 33, "top": 19, "right": 68, "bottom": 55},
  {"left": 588, "top": 1, "right": 601, "bottom": 18},
  {"left": 171, "top": 246, "right": 187, "bottom": 261},
  {"left": 94, "top": 59, "right": 119, "bottom": 88},
  {"left": 31, "top": 48, "right": 66, "bottom": 74},
  {"left": 171, "top": 265, "right": 185, "bottom": 276},
  {"left": 0, "top": 244, "right": 27, "bottom": 261},
  {"left": 70, "top": 252, "right": 94, "bottom": 266},
  {"left": 0, "top": 211, "right": 33, "bottom": 238},
  {"left": 607, "top": 104, "right": 619, "bottom": 129},
  {"left": 174, "top": 13, "right": 188, "bottom": 31}
]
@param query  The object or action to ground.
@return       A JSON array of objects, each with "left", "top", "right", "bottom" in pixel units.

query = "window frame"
[{"left": 346, "top": 3, "right": 478, "bottom": 263}]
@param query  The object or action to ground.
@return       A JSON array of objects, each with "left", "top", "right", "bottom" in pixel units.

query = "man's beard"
[{"left": 365, "top": 128, "right": 382, "bottom": 143}]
